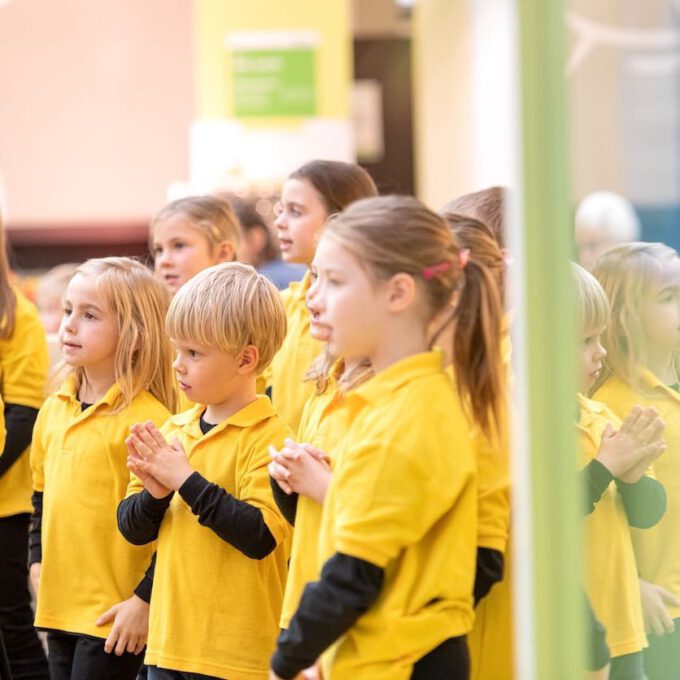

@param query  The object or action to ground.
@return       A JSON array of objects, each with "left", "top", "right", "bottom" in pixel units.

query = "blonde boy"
[
  {"left": 573, "top": 263, "right": 666, "bottom": 680},
  {"left": 117, "top": 262, "right": 292, "bottom": 680}
]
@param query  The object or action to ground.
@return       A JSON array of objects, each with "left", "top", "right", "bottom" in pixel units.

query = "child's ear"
[
  {"left": 387, "top": 272, "right": 416, "bottom": 312},
  {"left": 216, "top": 240, "right": 236, "bottom": 263},
  {"left": 237, "top": 345, "right": 260, "bottom": 374}
]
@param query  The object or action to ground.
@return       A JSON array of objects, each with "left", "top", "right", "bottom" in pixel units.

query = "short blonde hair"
[
  {"left": 167, "top": 262, "right": 286, "bottom": 372},
  {"left": 593, "top": 242, "right": 680, "bottom": 390},
  {"left": 150, "top": 195, "right": 241, "bottom": 258},
  {"left": 69, "top": 257, "right": 178, "bottom": 413},
  {"left": 571, "top": 262, "right": 610, "bottom": 334}
]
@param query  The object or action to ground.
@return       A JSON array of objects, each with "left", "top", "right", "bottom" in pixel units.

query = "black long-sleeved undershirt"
[
  {"left": 0, "top": 403, "right": 39, "bottom": 478},
  {"left": 616, "top": 476, "right": 666, "bottom": 529},
  {"left": 118, "top": 413, "right": 276, "bottom": 561},
  {"left": 582, "top": 459, "right": 614, "bottom": 515},
  {"left": 474, "top": 548, "right": 504, "bottom": 605},
  {"left": 271, "top": 552, "right": 384, "bottom": 679},
  {"left": 270, "top": 476, "right": 298, "bottom": 526}
]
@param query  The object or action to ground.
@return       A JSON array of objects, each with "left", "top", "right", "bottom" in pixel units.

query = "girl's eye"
[
  {"left": 63, "top": 307, "right": 72, "bottom": 316},
  {"left": 84, "top": 312, "right": 97, "bottom": 320},
  {"left": 310, "top": 270, "right": 318, "bottom": 282},
  {"left": 173, "top": 242, "right": 186, "bottom": 250},
  {"left": 188, "top": 349, "right": 198, "bottom": 358}
]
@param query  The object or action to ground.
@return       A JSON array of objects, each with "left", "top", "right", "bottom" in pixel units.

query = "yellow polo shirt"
[
  {"left": 0, "top": 289, "right": 49, "bottom": 518},
  {"left": 267, "top": 271, "right": 323, "bottom": 431},
  {"left": 129, "top": 397, "right": 292, "bottom": 680},
  {"left": 595, "top": 372, "right": 680, "bottom": 619},
  {"left": 280, "top": 363, "right": 363, "bottom": 629},
  {"left": 316, "top": 351, "right": 477, "bottom": 680},
  {"left": 577, "top": 393, "right": 647, "bottom": 657},
  {"left": 30, "top": 378, "right": 168, "bottom": 637}
]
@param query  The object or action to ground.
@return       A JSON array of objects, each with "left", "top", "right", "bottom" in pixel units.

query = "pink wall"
[{"left": 0, "top": 0, "right": 194, "bottom": 227}]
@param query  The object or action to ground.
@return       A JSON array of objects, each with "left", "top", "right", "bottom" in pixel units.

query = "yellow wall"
[{"left": 195, "top": 0, "right": 351, "bottom": 121}]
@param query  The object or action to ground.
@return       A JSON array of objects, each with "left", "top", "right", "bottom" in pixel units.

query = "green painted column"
[{"left": 517, "top": 0, "right": 583, "bottom": 677}]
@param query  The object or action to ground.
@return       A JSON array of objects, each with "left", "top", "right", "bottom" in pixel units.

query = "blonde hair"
[
  {"left": 0, "top": 210, "right": 16, "bottom": 338},
  {"left": 593, "top": 242, "right": 680, "bottom": 390},
  {"left": 166, "top": 262, "right": 286, "bottom": 373},
  {"left": 305, "top": 347, "right": 373, "bottom": 395},
  {"left": 68, "top": 257, "right": 178, "bottom": 413},
  {"left": 150, "top": 195, "right": 241, "bottom": 258},
  {"left": 324, "top": 195, "right": 504, "bottom": 437},
  {"left": 571, "top": 262, "right": 610, "bottom": 335}
]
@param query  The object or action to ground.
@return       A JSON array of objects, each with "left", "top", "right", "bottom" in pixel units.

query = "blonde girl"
[
  {"left": 593, "top": 243, "right": 680, "bottom": 680},
  {"left": 150, "top": 195, "right": 240, "bottom": 296},
  {"left": 267, "top": 160, "right": 377, "bottom": 431},
  {"left": 270, "top": 196, "right": 504, "bottom": 680},
  {"left": 270, "top": 349, "right": 373, "bottom": 632},
  {"left": 0, "top": 210, "right": 50, "bottom": 679},
  {"left": 29, "top": 257, "right": 177, "bottom": 680}
]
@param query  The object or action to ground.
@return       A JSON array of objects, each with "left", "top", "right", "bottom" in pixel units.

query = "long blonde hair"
[
  {"left": 305, "top": 346, "right": 373, "bottom": 395},
  {"left": 593, "top": 242, "right": 680, "bottom": 391},
  {"left": 69, "top": 257, "right": 177, "bottom": 413},
  {"left": 324, "top": 195, "right": 504, "bottom": 437}
]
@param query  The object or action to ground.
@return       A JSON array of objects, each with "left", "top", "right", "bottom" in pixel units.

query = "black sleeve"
[
  {"left": 474, "top": 548, "right": 504, "bottom": 605},
  {"left": 117, "top": 490, "right": 173, "bottom": 545},
  {"left": 0, "top": 404, "right": 39, "bottom": 478},
  {"left": 133, "top": 553, "right": 156, "bottom": 603},
  {"left": 270, "top": 475, "right": 299, "bottom": 526},
  {"left": 28, "top": 490, "right": 43, "bottom": 565},
  {"left": 271, "top": 552, "right": 384, "bottom": 679},
  {"left": 585, "top": 593, "right": 610, "bottom": 671},
  {"left": 616, "top": 476, "right": 667, "bottom": 529},
  {"left": 178, "top": 471, "right": 276, "bottom": 560},
  {"left": 581, "top": 459, "right": 614, "bottom": 515}
]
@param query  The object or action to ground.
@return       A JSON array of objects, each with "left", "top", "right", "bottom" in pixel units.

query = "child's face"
[
  {"left": 152, "top": 215, "right": 218, "bottom": 295},
  {"left": 274, "top": 178, "right": 329, "bottom": 266},
  {"left": 59, "top": 273, "right": 119, "bottom": 376},
  {"left": 578, "top": 326, "right": 607, "bottom": 393},
  {"left": 640, "top": 256, "right": 680, "bottom": 356},
  {"left": 307, "top": 236, "right": 389, "bottom": 361},
  {"left": 172, "top": 340, "right": 242, "bottom": 406}
]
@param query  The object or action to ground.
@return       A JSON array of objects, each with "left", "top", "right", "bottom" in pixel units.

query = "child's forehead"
[{"left": 580, "top": 325, "right": 606, "bottom": 339}]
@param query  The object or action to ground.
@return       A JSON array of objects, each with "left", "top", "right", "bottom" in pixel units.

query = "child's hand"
[
  {"left": 127, "top": 421, "right": 194, "bottom": 492},
  {"left": 270, "top": 439, "right": 331, "bottom": 504},
  {"left": 586, "top": 666, "right": 610, "bottom": 680},
  {"left": 29, "top": 562, "right": 41, "bottom": 596},
  {"left": 95, "top": 594, "right": 149, "bottom": 655},
  {"left": 640, "top": 578, "right": 680, "bottom": 636},
  {"left": 126, "top": 435, "right": 172, "bottom": 499},
  {"left": 595, "top": 407, "right": 665, "bottom": 482}
]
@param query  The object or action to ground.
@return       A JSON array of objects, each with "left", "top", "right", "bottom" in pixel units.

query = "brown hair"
[
  {"left": 325, "top": 195, "right": 504, "bottom": 437},
  {"left": 442, "top": 187, "right": 507, "bottom": 249},
  {"left": 69, "top": 257, "right": 178, "bottom": 413},
  {"left": 593, "top": 242, "right": 680, "bottom": 392},
  {"left": 0, "top": 211, "right": 17, "bottom": 338},
  {"left": 289, "top": 160, "right": 378, "bottom": 214},
  {"left": 443, "top": 213, "right": 506, "bottom": 305},
  {"left": 149, "top": 195, "right": 241, "bottom": 258},
  {"left": 167, "top": 262, "right": 287, "bottom": 373}
]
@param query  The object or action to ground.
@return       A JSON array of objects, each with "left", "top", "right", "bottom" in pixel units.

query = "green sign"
[{"left": 233, "top": 48, "right": 316, "bottom": 117}]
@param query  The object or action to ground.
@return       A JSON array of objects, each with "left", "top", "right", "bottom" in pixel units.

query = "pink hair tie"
[
  {"left": 458, "top": 248, "right": 470, "bottom": 269},
  {"left": 422, "top": 260, "right": 453, "bottom": 280}
]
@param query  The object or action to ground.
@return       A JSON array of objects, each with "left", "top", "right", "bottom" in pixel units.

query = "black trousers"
[
  {"left": 0, "top": 513, "right": 49, "bottom": 680},
  {"left": 412, "top": 636, "right": 469, "bottom": 680},
  {"left": 644, "top": 619, "right": 680, "bottom": 680},
  {"left": 46, "top": 631, "right": 143, "bottom": 680},
  {"left": 610, "top": 650, "right": 644, "bottom": 680}
]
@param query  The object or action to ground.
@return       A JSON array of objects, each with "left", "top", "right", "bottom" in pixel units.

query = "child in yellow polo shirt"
[
  {"left": 270, "top": 196, "right": 506, "bottom": 680},
  {"left": 118, "top": 262, "right": 292, "bottom": 680},
  {"left": 593, "top": 243, "right": 680, "bottom": 680},
  {"left": 269, "top": 350, "right": 372, "bottom": 631},
  {"left": 29, "top": 257, "right": 176, "bottom": 680},
  {"left": 573, "top": 262, "right": 668, "bottom": 680},
  {"left": 0, "top": 211, "right": 50, "bottom": 678},
  {"left": 266, "top": 160, "right": 377, "bottom": 431}
]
